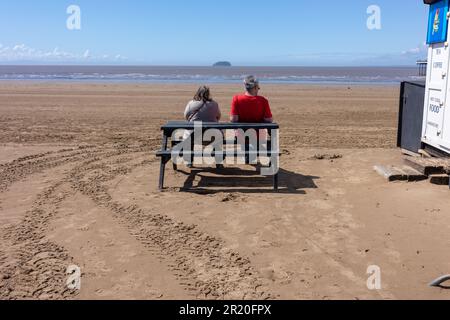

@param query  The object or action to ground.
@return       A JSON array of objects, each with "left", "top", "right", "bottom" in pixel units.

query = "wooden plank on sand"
[
  {"left": 430, "top": 174, "right": 450, "bottom": 186},
  {"left": 374, "top": 165, "right": 427, "bottom": 182},
  {"left": 401, "top": 166, "right": 428, "bottom": 182},
  {"left": 374, "top": 165, "right": 407, "bottom": 182},
  {"left": 404, "top": 157, "right": 447, "bottom": 176},
  {"left": 401, "top": 148, "right": 421, "bottom": 158}
]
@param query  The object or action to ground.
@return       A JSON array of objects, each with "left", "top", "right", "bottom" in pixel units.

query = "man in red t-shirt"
[
  {"left": 230, "top": 76, "right": 273, "bottom": 123},
  {"left": 230, "top": 76, "right": 273, "bottom": 166}
]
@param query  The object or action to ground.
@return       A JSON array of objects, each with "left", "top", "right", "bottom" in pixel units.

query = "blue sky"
[{"left": 0, "top": 0, "right": 430, "bottom": 66}]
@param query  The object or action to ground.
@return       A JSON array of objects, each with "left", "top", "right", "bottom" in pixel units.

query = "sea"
[{"left": 0, "top": 65, "right": 424, "bottom": 85}]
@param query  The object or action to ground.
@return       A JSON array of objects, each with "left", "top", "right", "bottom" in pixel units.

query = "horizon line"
[{"left": 0, "top": 64, "right": 419, "bottom": 68}]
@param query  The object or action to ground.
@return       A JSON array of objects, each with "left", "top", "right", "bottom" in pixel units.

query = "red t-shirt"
[{"left": 230, "top": 94, "right": 273, "bottom": 123}]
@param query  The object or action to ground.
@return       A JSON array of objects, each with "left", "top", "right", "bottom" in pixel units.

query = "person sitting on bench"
[
  {"left": 184, "top": 85, "right": 221, "bottom": 122},
  {"left": 183, "top": 86, "right": 222, "bottom": 168},
  {"left": 230, "top": 76, "right": 273, "bottom": 124},
  {"left": 230, "top": 76, "right": 274, "bottom": 165}
]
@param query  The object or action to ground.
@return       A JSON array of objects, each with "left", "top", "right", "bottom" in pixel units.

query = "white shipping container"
[{"left": 423, "top": 23, "right": 450, "bottom": 153}]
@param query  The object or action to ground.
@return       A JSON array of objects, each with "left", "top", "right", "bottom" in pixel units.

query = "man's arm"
[
  {"left": 263, "top": 98, "right": 273, "bottom": 123},
  {"left": 230, "top": 96, "right": 239, "bottom": 123}
]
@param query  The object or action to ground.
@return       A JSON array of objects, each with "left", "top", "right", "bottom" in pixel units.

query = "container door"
[{"left": 424, "top": 43, "right": 448, "bottom": 141}]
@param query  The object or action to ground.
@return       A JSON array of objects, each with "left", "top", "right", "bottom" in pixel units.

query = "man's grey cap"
[{"left": 244, "top": 75, "right": 259, "bottom": 90}]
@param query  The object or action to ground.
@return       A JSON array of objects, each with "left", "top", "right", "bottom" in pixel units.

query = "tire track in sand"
[
  {"left": 0, "top": 181, "right": 77, "bottom": 299},
  {"left": 0, "top": 144, "right": 152, "bottom": 299},
  {"left": 0, "top": 145, "right": 114, "bottom": 193},
  {"left": 1, "top": 143, "right": 272, "bottom": 299},
  {"left": 68, "top": 154, "right": 273, "bottom": 300}
]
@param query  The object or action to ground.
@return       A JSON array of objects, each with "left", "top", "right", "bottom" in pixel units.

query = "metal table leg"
[
  {"left": 159, "top": 134, "right": 169, "bottom": 190},
  {"left": 273, "top": 173, "right": 279, "bottom": 191}
]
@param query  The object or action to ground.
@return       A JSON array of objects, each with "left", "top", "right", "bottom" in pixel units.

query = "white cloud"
[
  {"left": 13, "top": 44, "right": 24, "bottom": 52},
  {"left": 401, "top": 43, "right": 428, "bottom": 56},
  {"left": 0, "top": 43, "right": 126, "bottom": 63},
  {"left": 404, "top": 47, "right": 420, "bottom": 54},
  {"left": 115, "top": 54, "right": 127, "bottom": 60},
  {"left": 263, "top": 44, "right": 429, "bottom": 66}
]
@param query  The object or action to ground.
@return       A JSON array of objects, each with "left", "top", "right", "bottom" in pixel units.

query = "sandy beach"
[{"left": 1, "top": 82, "right": 450, "bottom": 300}]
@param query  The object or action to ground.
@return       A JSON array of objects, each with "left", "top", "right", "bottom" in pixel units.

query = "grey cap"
[{"left": 244, "top": 75, "right": 259, "bottom": 90}]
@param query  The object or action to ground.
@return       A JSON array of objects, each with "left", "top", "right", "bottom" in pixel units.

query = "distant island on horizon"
[{"left": 213, "top": 61, "right": 232, "bottom": 67}]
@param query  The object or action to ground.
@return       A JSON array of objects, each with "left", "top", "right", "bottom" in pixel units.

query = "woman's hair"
[{"left": 193, "top": 86, "right": 212, "bottom": 102}]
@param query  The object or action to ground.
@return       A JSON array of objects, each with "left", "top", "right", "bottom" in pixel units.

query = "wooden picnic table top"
[{"left": 161, "top": 121, "right": 279, "bottom": 134}]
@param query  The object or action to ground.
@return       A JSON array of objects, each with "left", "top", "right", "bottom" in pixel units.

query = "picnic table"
[{"left": 156, "top": 121, "right": 280, "bottom": 191}]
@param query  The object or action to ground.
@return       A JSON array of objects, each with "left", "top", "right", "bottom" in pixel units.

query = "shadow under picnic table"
[{"left": 178, "top": 167, "right": 319, "bottom": 195}]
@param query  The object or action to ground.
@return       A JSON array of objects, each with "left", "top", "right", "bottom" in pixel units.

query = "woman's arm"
[
  {"left": 216, "top": 103, "right": 222, "bottom": 121},
  {"left": 184, "top": 102, "right": 192, "bottom": 121}
]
